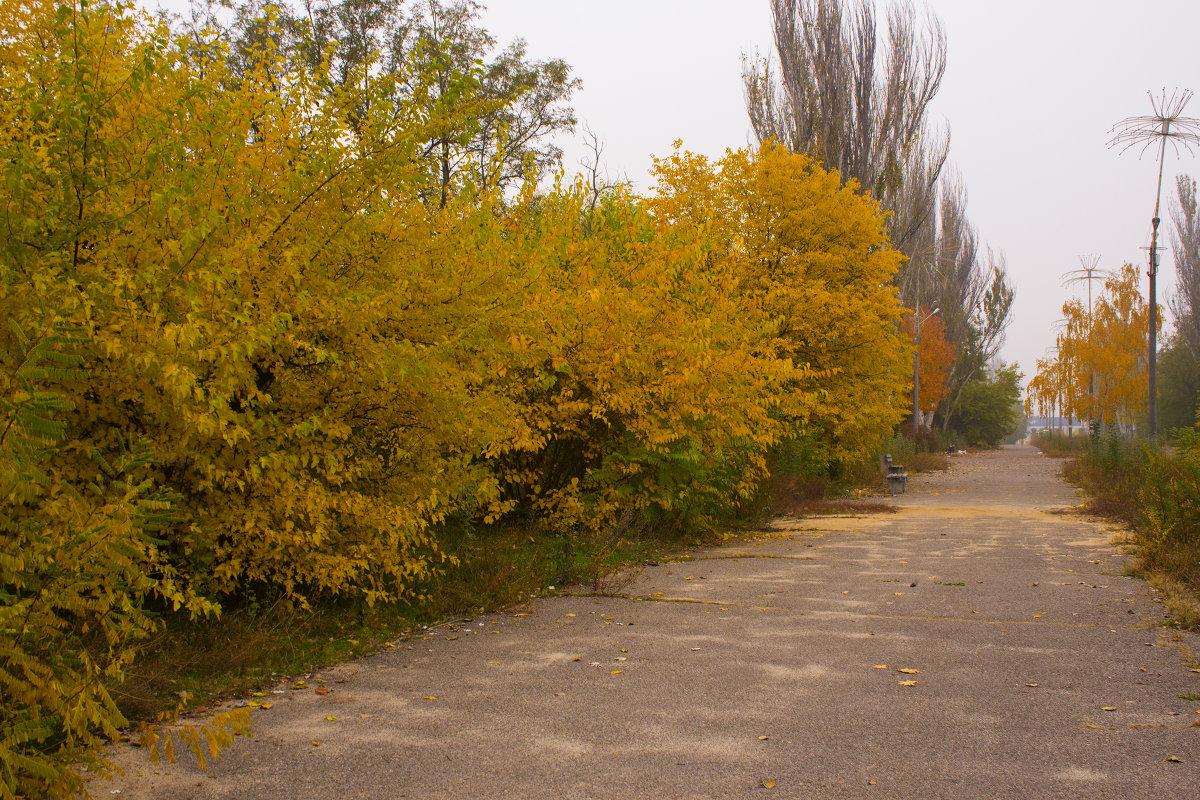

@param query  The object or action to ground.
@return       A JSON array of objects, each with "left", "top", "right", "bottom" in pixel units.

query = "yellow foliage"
[
  {"left": 1, "top": 5, "right": 922, "bottom": 794},
  {"left": 647, "top": 143, "right": 911, "bottom": 463},
  {"left": 1028, "top": 264, "right": 1154, "bottom": 428}
]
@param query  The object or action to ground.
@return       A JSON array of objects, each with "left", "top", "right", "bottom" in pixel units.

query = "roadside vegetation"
[
  {"left": 1, "top": 2, "right": 1019, "bottom": 797},
  {"left": 1033, "top": 431, "right": 1200, "bottom": 630}
]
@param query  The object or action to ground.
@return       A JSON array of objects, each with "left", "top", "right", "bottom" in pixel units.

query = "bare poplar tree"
[
  {"left": 1168, "top": 174, "right": 1200, "bottom": 355},
  {"left": 742, "top": 0, "right": 949, "bottom": 281},
  {"left": 745, "top": 0, "right": 1014, "bottom": 433}
]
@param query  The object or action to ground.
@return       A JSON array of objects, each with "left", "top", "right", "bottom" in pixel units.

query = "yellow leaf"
[
  {"left": 898, "top": 680, "right": 918, "bottom": 687},
  {"left": 760, "top": 778, "right": 776, "bottom": 789},
  {"left": 873, "top": 665, "right": 888, "bottom": 669},
  {"left": 610, "top": 670, "right": 623, "bottom": 675},
  {"left": 323, "top": 716, "right": 336, "bottom": 722},
  {"left": 897, "top": 668, "right": 920, "bottom": 674}
]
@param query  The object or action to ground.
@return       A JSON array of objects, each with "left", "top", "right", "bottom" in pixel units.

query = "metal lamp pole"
[{"left": 1110, "top": 89, "right": 1200, "bottom": 437}]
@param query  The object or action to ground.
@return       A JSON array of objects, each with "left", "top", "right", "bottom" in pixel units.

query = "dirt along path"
[{"left": 99, "top": 445, "right": 1199, "bottom": 799}]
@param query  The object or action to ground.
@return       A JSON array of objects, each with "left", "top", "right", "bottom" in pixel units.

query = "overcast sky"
[
  {"left": 480, "top": 0, "right": 1200, "bottom": 383},
  {"left": 146, "top": 0, "right": 1200, "bottom": 385}
]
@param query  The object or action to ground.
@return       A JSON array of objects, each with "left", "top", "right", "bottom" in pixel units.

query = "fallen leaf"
[
  {"left": 1033, "top": 613, "right": 1044, "bottom": 619},
  {"left": 873, "top": 665, "right": 888, "bottom": 670},
  {"left": 565, "top": 613, "right": 576, "bottom": 617},
  {"left": 314, "top": 687, "right": 329, "bottom": 696},
  {"left": 1025, "top": 683, "right": 1039, "bottom": 687},
  {"left": 323, "top": 716, "right": 336, "bottom": 722},
  {"left": 251, "top": 692, "right": 267, "bottom": 698},
  {"left": 259, "top": 702, "right": 273, "bottom": 710},
  {"left": 760, "top": 778, "right": 775, "bottom": 789},
  {"left": 610, "top": 670, "right": 623, "bottom": 675},
  {"left": 423, "top": 696, "right": 437, "bottom": 700},
  {"left": 620, "top": 649, "right": 629, "bottom": 653},
  {"left": 898, "top": 680, "right": 918, "bottom": 687},
  {"left": 1101, "top": 706, "right": 1117, "bottom": 711},
  {"left": 311, "top": 741, "right": 321, "bottom": 747},
  {"left": 446, "top": 635, "right": 458, "bottom": 640},
  {"left": 868, "top": 780, "right": 877, "bottom": 785},
  {"left": 758, "top": 735, "right": 769, "bottom": 740},
  {"left": 615, "top": 657, "right": 627, "bottom": 662},
  {"left": 487, "top": 660, "right": 501, "bottom": 665},
  {"left": 384, "top": 642, "right": 396, "bottom": 648},
  {"left": 1165, "top": 756, "right": 1182, "bottom": 763},
  {"left": 690, "top": 647, "right": 701, "bottom": 651},
  {"left": 897, "top": 669, "right": 920, "bottom": 675}
]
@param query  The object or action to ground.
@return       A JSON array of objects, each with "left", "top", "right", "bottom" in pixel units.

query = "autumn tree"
[
  {"left": 647, "top": 143, "right": 911, "bottom": 472},
  {"left": 744, "top": 1, "right": 1013, "bottom": 435},
  {"left": 902, "top": 306, "right": 953, "bottom": 427},
  {"left": 1029, "top": 265, "right": 1154, "bottom": 431},
  {"left": 742, "top": 0, "right": 948, "bottom": 262}
]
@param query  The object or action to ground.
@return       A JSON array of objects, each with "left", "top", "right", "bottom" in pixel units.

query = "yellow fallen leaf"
[
  {"left": 897, "top": 668, "right": 920, "bottom": 674},
  {"left": 323, "top": 716, "right": 336, "bottom": 722},
  {"left": 894, "top": 592, "right": 905, "bottom": 596},
  {"left": 487, "top": 660, "right": 501, "bottom": 665},
  {"left": 1101, "top": 706, "right": 1117, "bottom": 711},
  {"left": 1033, "top": 613, "right": 1044, "bottom": 619},
  {"left": 251, "top": 692, "right": 267, "bottom": 698},
  {"left": 566, "top": 613, "right": 576, "bottom": 617},
  {"left": 311, "top": 741, "right": 321, "bottom": 747},
  {"left": 384, "top": 642, "right": 396, "bottom": 648},
  {"left": 1165, "top": 756, "right": 1183, "bottom": 763},
  {"left": 259, "top": 702, "right": 273, "bottom": 710},
  {"left": 1025, "top": 683, "right": 1039, "bottom": 687},
  {"left": 423, "top": 696, "right": 437, "bottom": 700},
  {"left": 868, "top": 780, "right": 877, "bottom": 785},
  {"left": 760, "top": 778, "right": 775, "bottom": 789},
  {"left": 898, "top": 680, "right": 918, "bottom": 687},
  {"left": 446, "top": 635, "right": 458, "bottom": 640},
  {"left": 759, "top": 735, "right": 769, "bottom": 740},
  {"left": 620, "top": 649, "right": 629, "bottom": 653},
  {"left": 873, "top": 665, "right": 888, "bottom": 669},
  {"left": 610, "top": 670, "right": 623, "bottom": 675}
]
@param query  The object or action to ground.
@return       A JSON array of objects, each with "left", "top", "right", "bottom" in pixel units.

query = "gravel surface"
[{"left": 98, "top": 445, "right": 1200, "bottom": 799}]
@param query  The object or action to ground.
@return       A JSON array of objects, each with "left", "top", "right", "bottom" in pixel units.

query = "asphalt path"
[{"left": 100, "top": 445, "right": 1200, "bottom": 799}]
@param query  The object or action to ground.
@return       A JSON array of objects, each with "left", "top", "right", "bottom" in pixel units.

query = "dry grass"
[
  {"left": 907, "top": 451, "right": 949, "bottom": 473},
  {"left": 1132, "top": 541, "right": 1200, "bottom": 630}
]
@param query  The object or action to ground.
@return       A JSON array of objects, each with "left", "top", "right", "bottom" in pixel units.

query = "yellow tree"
[
  {"left": 1029, "top": 264, "right": 1155, "bottom": 430},
  {"left": 647, "top": 143, "right": 911, "bottom": 467}
]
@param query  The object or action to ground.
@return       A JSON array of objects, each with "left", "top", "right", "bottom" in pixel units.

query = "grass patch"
[
  {"left": 113, "top": 521, "right": 694, "bottom": 721},
  {"left": 1032, "top": 431, "right": 1090, "bottom": 458}
]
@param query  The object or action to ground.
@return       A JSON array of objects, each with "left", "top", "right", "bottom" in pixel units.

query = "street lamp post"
[{"left": 1109, "top": 89, "right": 1200, "bottom": 437}]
